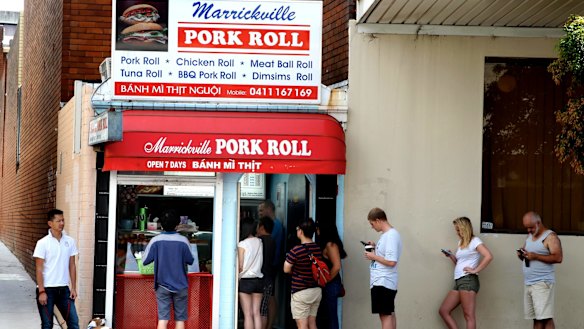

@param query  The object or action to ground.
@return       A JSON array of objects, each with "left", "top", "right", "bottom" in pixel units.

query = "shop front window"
[{"left": 115, "top": 184, "right": 214, "bottom": 274}]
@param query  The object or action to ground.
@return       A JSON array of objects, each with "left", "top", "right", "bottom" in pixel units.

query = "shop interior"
[
  {"left": 115, "top": 184, "right": 214, "bottom": 274},
  {"left": 115, "top": 173, "right": 267, "bottom": 275}
]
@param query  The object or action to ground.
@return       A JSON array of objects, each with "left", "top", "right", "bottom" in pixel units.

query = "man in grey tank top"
[{"left": 517, "top": 211, "right": 563, "bottom": 329}]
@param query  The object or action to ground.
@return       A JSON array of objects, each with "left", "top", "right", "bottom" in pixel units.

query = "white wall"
[
  {"left": 56, "top": 83, "right": 98, "bottom": 324},
  {"left": 344, "top": 21, "right": 584, "bottom": 328}
]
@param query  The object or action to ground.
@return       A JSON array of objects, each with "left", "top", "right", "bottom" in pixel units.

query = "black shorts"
[
  {"left": 371, "top": 286, "right": 397, "bottom": 315},
  {"left": 260, "top": 280, "right": 274, "bottom": 317},
  {"left": 239, "top": 278, "right": 263, "bottom": 294}
]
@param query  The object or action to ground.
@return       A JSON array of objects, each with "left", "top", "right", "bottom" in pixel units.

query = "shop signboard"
[
  {"left": 105, "top": 134, "right": 343, "bottom": 173},
  {"left": 103, "top": 111, "right": 346, "bottom": 174},
  {"left": 111, "top": 0, "right": 322, "bottom": 104}
]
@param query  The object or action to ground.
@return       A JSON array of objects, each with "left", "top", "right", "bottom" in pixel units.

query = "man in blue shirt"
[
  {"left": 258, "top": 200, "right": 284, "bottom": 264},
  {"left": 258, "top": 200, "right": 284, "bottom": 329},
  {"left": 143, "top": 210, "right": 194, "bottom": 329}
]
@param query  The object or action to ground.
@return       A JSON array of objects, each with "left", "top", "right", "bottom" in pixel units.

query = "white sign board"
[
  {"left": 112, "top": 0, "right": 322, "bottom": 104},
  {"left": 163, "top": 185, "right": 215, "bottom": 197},
  {"left": 239, "top": 173, "right": 265, "bottom": 199},
  {"left": 89, "top": 115, "right": 109, "bottom": 145}
]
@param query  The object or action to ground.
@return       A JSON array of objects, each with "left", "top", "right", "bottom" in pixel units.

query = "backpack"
[{"left": 303, "top": 244, "right": 331, "bottom": 287}]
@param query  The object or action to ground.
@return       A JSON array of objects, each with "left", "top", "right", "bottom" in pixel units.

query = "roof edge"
[{"left": 357, "top": 23, "right": 564, "bottom": 38}]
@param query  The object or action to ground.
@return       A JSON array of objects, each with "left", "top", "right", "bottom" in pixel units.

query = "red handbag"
[
  {"left": 309, "top": 253, "right": 331, "bottom": 287},
  {"left": 303, "top": 244, "right": 331, "bottom": 287}
]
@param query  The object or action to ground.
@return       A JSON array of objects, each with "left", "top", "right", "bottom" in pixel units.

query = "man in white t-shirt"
[
  {"left": 33, "top": 209, "right": 79, "bottom": 329},
  {"left": 364, "top": 207, "right": 402, "bottom": 329}
]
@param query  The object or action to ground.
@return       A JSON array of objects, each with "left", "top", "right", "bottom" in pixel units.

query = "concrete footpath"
[{"left": 0, "top": 240, "right": 40, "bottom": 328}]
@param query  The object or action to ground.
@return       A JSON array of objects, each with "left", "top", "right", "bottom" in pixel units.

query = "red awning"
[{"left": 103, "top": 110, "right": 345, "bottom": 174}]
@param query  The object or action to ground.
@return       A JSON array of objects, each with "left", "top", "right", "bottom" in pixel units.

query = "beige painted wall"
[
  {"left": 56, "top": 83, "right": 97, "bottom": 325},
  {"left": 344, "top": 21, "right": 584, "bottom": 328}
]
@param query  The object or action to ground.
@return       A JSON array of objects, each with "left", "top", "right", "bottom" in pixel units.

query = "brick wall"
[
  {"left": 0, "top": 46, "right": 5, "bottom": 186},
  {"left": 61, "top": 0, "right": 112, "bottom": 100},
  {"left": 0, "top": 27, "right": 15, "bottom": 251},
  {"left": 0, "top": 0, "right": 62, "bottom": 275},
  {"left": 0, "top": 0, "right": 112, "bottom": 277},
  {"left": 322, "top": 0, "right": 355, "bottom": 86}
]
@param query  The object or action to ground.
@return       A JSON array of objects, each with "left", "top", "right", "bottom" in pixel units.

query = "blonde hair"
[{"left": 453, "top": 217, "right": 474, "bottom": 248}]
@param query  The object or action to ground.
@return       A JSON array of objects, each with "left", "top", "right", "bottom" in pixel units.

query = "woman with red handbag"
[{"left": 284, "top": 218, "right": 323, "bottom": 329}]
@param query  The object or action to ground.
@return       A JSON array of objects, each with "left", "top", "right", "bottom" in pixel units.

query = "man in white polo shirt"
[{"left": 33, "top": 209, "right": 79, "bottom": 329}]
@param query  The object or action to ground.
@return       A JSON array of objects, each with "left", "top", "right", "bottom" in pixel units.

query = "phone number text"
[
  {"left": 115, "top": 82, "right": 319, "bottom": 101},
  {"left": 246, "top": 86, "right": 316, "bottom": 99}
]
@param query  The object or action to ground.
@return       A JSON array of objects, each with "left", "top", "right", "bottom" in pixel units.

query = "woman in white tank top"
[{"left": 238, "top": 217, "right": 263, "bottom": 329}]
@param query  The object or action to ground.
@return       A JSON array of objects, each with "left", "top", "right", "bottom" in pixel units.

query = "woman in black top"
[{"left": 315, "top": 219, "right": 347, "bottom": 329}]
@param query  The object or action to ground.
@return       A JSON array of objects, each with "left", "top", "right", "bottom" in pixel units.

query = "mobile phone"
[
  {"left": 516, "top": 248, "right": 525, "bottom": 254},
  {"left": 441, "top": 249, "right": 452, "bottom": 256},
  {"left": 360, "top": 241, "right": 368, "bottom": 246}
]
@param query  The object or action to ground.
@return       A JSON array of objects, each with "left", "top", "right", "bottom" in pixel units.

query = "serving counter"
[{"left": 114, "top": 273, "right": 213, "bottom": 329}]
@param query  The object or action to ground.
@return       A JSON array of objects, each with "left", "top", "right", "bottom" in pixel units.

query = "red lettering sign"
[
  {"left": 103, "top": 111, "right": 345, "bottom": 174},
  {"left": 178, "top": 27, "right": 310, "bottom": 51}
]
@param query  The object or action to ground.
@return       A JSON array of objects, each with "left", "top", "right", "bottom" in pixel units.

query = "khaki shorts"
[
  {"left": 524, "top": 281, "right": 555, "bottom": 320},
  {"left": 453, "top": 274, "right": 480, "bottom": 293},
  {"left": 291, "top": 287, "right": 322, "bottom": 319}
]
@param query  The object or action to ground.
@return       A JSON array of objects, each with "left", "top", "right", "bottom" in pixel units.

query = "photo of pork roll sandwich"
[
  {"left": 119, "top": 22, "right": 168, "bottom": 45},
  {"left": 119, "top": 4, "right": 161, "bottom": 25}
]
